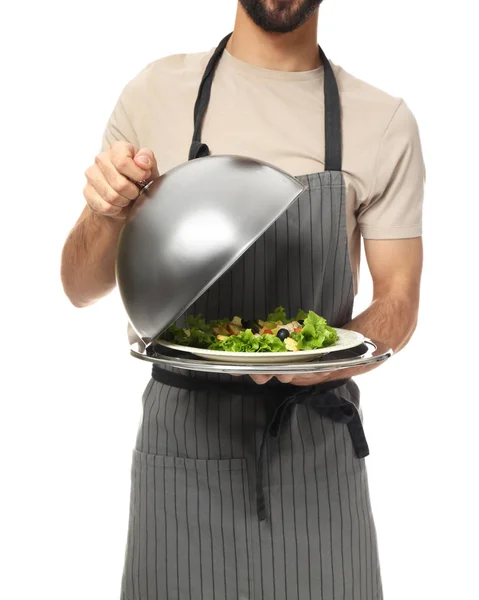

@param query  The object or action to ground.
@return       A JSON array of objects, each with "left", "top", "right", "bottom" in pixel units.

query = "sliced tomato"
[
  {"left": 294, "top": 327, "right": 303, "bottom": 333},
  {"left": 264, "top": 329, "right": 274, "bottom": 335}
]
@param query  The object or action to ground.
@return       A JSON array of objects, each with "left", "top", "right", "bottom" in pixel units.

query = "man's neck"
[{"left": 227, "top": 4, "right": 321, "bottom": 72}]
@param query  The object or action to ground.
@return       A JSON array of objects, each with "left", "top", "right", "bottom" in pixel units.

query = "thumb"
[
  {"left": 276, "top": 374, "right": 294, "bottom": 384},
  {"left": 133, "top": 148, "right": 159, "bottom": 179}
]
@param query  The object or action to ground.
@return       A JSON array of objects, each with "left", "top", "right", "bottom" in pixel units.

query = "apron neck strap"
[
  {"left": 188, "top": 32, "right": 342, "bottom": 172},
  {"left": 318, "top": 45, "right": 342, "bottom": 171}
]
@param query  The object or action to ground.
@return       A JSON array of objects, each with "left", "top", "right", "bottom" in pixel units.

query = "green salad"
[{"left": 159, "top": 306, "right": 338, "bottom": 353}]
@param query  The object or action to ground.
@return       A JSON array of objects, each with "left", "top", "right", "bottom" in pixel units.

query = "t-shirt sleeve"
[
  {"left": 357, "top": 100, "right": 425, "bottom": 239},
  {"left": 99, "top": 87, "right": 140, "bottom": 153}
]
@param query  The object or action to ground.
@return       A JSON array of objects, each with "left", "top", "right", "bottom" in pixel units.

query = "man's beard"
[{"left": 239, "top": 0, "right": 322, "bottom": 33}]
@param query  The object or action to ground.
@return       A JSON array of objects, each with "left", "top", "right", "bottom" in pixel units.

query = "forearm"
[
  {"left": 273, "top": 292, "right": 419, "bottom": 386},
  {"left": 271, "top": 238, "right": 423, "bottom": 386},
  {"left": 344, "top": 292, "right": 419, "bottom": 355},
  {"left": 61, "top": 206, "right": 125, "bottom": 307},
  {"left": 331, "top": 292, "right": 419, "bottom": 380}
]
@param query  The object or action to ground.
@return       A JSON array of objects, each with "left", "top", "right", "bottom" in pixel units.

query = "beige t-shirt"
[{"left": 100, "top": 48, "right": 425, "bottom": 345}]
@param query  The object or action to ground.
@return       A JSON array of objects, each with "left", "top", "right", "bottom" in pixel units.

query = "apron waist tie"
[{"left": 151, "top": 366, "right": 369, "bottom": 522}]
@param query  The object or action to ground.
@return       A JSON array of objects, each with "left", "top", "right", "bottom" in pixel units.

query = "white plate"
[{"left": 156, "top": 328, "right": 365, "bottom": 364}]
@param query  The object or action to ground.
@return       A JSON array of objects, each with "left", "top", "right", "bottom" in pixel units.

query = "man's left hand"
[
  {"left": 248, "top": 359, "right": 384, "bottom": 385},
  {"left": 244, "top": 365, "right": 372, "bottom": 386},
  {"left": 273, "top": 371, "right": 335, "bottom": 385},
  {"left": 230, "top": 372, "right": 331, "bottom": 385},
  {"left": 244, "top": 372, "right": 332, "bottom": 386}
]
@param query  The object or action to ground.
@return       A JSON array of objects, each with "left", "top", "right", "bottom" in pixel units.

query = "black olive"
[
  {"left": 243, "top": 319, "right": 259, "bottom": 333},
  {"left": 277, "top": 328, "right": 290, "bottom": 341},
  {"left": 298, "top": 320, "right": 304, "bottom": 325}
]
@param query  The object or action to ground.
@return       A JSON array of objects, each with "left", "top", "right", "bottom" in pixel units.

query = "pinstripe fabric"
[
  {"left": 118, "top": 173, "right": 383, "bottom": 599},
  {"left": 186, "top": 172, "right": 351, "bottom": 329}
]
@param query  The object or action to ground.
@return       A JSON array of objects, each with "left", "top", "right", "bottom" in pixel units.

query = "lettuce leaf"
[
  {"left": 267, "top": 306, "right": 287, "bottom": 323},
  {"left": 161, "top": 323, "right": 189, "bottom": 344},
  {"left": 209, "top": 329, "right": 287, "bottom": 353},
  {"left": 160, "top": 314, "right": 216, "bottom": 348},
  {"left": 185, "top": 314, "right": 210, "bottom": 331},
  {"left": 189, "top": 329, "right": 217, "bottom": 348},
  {"left": 291, "top": 311, "right": 339, "bottom": 350},
  {"left": 294, "top": 309, "right": 309, "bottom": 322},
  {"left": 257, "top": 334, "right": 288, "bottom": 352},
  {"left": 161, "top": 308, "right": 337, "bottom": 353}
]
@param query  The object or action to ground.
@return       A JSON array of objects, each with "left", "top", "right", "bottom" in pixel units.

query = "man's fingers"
[
  {"left": 133, "top": 148, "right": 160, "bottom": 180},
  {"left": 229, "top": 373, "right": 275, "bottom": 385},
  {"left": 86, "top": 165, "right": 132, "bottom": 208},
  {"left": 83, "top": 183, "right": 128, "bottom": 219},
  {"left": 94, "top": 156, "right": 148, "bottom": 201},
  {"left": 84, "top": 142, "right": 156, "bottom": 221},
  {"left": 109, "top": 143, "right": 151, "bottom": 182},
  {"left": 274, "top": 372, "right": 335, "bottom": 386},
  {"left": 250, "top": 374, "right": 274, "bottom": 385},
  {"left": 275, "top": 374, "right": 295, "bottom": 384},
  {"left": 228, "top": 373, "right": 273, "bottom": 384},
  {"left": 134, "top": 148, "right": 160, "bottom": 179}
]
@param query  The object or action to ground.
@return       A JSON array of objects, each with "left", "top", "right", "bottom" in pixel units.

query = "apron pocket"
[{"left": 121, "top": 449, "right": 254, "bottom": 600}]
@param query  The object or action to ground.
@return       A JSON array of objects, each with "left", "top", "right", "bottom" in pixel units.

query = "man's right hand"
[{"left": 84, "top": 141, "right": 159, "bottom": 220}]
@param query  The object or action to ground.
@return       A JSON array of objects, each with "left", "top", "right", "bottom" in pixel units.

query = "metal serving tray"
[{"left": 130, "top": 339, "right": 392, "bottom": 375}]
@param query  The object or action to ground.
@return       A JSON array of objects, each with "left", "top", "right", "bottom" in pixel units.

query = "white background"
[{"left": 1, "top": 1, "right": 478, "bottom": 599}]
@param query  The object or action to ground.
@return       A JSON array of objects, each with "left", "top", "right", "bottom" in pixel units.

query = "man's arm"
[
  {"left": 273, "top": 237, "right": 423, "bottom": 385},
  {"left": 344, "top": 237, "right": 422, "bottom": 353},
  {"left": 61, "top": 143, "right": 158, "bottom": 308},
  {"left": 262, "top": 101, "right": 425, "bottom": 386},
  {"left": 60, "top": 204, "right": 125, "bottom": 308}
]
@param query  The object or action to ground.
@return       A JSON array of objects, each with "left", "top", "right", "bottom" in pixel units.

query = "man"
[{"left": 61, "top": 0, "right": 424, "bottom": 598}]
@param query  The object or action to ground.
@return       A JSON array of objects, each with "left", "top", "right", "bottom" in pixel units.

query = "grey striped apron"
[{"left": 120, "top": 34, "right": 383, "bottom": 600}]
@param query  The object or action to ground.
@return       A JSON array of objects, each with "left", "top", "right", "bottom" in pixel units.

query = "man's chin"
[
  {"left": 240, "top": 0, "right": 321, "bottom": 35},
  {"left": 259, "top": 20, "right": 301, "bottom": 34}
]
